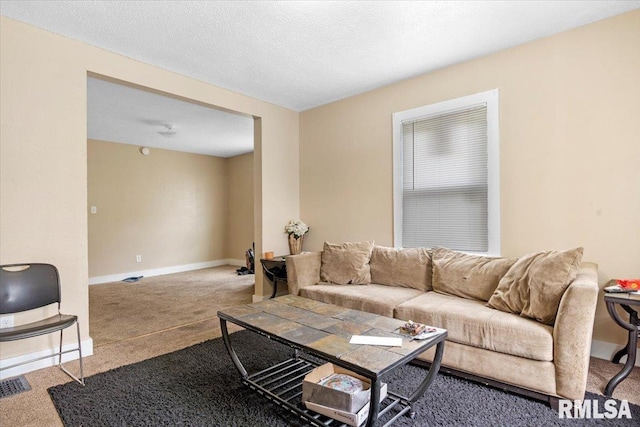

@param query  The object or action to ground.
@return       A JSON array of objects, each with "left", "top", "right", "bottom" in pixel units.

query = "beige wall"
[
  {"left": 300, "top": 10, "right": 640, "bottom": 346},
  {"left": 0, "top": 16, "right": 298, "bottom": 361},
  {"left": 225, "top": 152, "right": 255, "bottom": 261},
  {"left": 2, "top": 9, "right": 637, "bottom": 365},
  {"left": 88, "top": 140, "right": 238, "bottom": 277}
]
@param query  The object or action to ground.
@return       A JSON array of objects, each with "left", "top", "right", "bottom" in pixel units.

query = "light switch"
[{"left": 90, "top": 206, "right": 97, "bottom": 214}]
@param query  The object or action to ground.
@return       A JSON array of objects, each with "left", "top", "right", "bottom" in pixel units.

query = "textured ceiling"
[
  {"left": 2, "top": 1, "right": 638, "bottom": 112},
  {"left": 2, "top": 1, "right": 638, "bottom": 156},
  {"left": 88, "top": 78, "right": 254, "bottom": 157}
]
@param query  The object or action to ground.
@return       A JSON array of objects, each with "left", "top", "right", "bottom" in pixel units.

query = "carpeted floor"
[
  {"left": 48, "top": 330, "right": 639, "bottom": 427},
  {"left": 89, "top": 265, "right": 255, "bottom": 346},
  {"left": 1, "top": 266, "right": 638, "bottom": 426}
]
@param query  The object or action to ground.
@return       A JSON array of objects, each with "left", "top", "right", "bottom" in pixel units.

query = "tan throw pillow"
[
  {"left": 432, "top": 247, "right": 517, "bottom": 301},
  {"left": 320, "top": 241, "right": 374, "bottom": 285},
  {"left": 487, "top": 247, "right": 584, "bottom": 325},
  {"left": 370, "top": 246, "right": 432, "bottom": 291}
]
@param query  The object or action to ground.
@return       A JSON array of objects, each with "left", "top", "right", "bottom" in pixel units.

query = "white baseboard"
[
  {"left": 227, "top": 258, "right": 246, "bottom": 267},
  {"left": 0, "top": 338, "right": 93, "bottom": 380},
  {"left": 252, "top": 294, "right": 268, "bottom": 302},
  {"left": 89, "top": 259, "right": 246, "bottom": 285},
  {"left": 591, "top": 339, "right": 640, "bottom": 367},
  {"left": 251, "top": 291, "right": 288, "bottom": 303}
]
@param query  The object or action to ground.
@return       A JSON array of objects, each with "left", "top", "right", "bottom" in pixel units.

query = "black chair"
[{"left": 0, "top": 263, "right": 84, "bottom": 385}]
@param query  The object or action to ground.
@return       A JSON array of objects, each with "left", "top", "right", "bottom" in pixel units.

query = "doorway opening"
[{"left": 86, "top": 75, "right": 256, "bottom": 346}]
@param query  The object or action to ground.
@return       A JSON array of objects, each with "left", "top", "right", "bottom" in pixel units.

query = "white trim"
[
  {"left": 591, "top": 339, "right": 640, "bottom": 367},
  {"left": 485, "top": 90, "right": 500, "bottom": 256},
  {"left": 392, "top": 111, "right": 404, "bottom": 248},
  {"left": 0, "top": 338, "right": 93, "bottom": 380},
  {"left": 392, "top": 89, "right": 500, "bottom": 255},
  {"left": 89, "top": 259, "right": 245, "bottom": 285},
  {"left": 226, "top": 258, "right": 246, "bottom": 267},
  {"left": 252, "top": 290, "right": 287, "bottom": 302},
  {"left": 252, "top": 293, "right": 269, "bottom": 303}
]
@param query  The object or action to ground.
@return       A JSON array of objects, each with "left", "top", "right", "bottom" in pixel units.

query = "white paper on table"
[{"left": 349, "top": 335, "right": 403, "bottom": 347}]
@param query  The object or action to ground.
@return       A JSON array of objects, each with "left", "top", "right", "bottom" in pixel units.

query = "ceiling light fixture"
[{"left": 157, "top": 124, "right": 177, "bottom": 137}]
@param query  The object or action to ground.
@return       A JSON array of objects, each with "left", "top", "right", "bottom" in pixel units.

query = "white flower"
[{"left": 284, "top": 220, "right": 309, "bottom": 238}]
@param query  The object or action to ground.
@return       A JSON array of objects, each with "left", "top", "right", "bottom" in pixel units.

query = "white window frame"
[{"left": 392, "top": 89, "right": 500, "bottom": 255}]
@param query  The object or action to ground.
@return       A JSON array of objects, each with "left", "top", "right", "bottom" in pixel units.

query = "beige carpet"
[
  {"left": 1, "top": 266, "right": 638, "bottom": 427},
  {"left": 89, "top": 265, "right": 254, "bottom": 346}
]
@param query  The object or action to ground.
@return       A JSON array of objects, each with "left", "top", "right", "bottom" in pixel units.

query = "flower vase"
[{"left": 288, "top": 234, "right": 304, "bottom": 255}]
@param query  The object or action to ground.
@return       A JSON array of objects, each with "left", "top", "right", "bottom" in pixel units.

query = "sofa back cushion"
[
  {"left": 320, "top": 241, "right": 374, "bottom": 285},
  {"left": 370, "top": 246, "right": 432, "bottom": 291},
  {"left": 432, "top": 247, "right": 517, "bottom": 301},
  {"left": 487, "top": 247, "right": 584, "bottom": 325}
]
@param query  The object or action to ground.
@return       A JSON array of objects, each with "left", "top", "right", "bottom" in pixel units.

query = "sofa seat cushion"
[
  {"left": 395, "top": 292, "right": 553, "bottom": 361},
  {"left": 300, "top": 283, "right": 424, "bottom": 318}
]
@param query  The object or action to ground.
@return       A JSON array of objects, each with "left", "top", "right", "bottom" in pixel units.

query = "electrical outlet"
[
  {"left": 136, "top": 255, "right": 142, "bottom": 263},
  {"left": 0, "top": 315, "right": 14, "bottom": 329}
]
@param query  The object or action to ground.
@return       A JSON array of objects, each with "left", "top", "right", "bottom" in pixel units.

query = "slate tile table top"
[{"left": 218, "top": 295, "right": 447, "bottom": 427}]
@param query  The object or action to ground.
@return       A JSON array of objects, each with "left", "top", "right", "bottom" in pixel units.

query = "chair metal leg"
[
  {"left": 1, "top": 327, "right": 85, "bottom": 385},
  {"left": 75, "top": 321, "right": 84, "bottom": 385},
  {"left": 58, "top": 322, "right": 85, "bottom": 386},
  {"left": 58, "top": 328, "right": 64, "bottom": 366}
]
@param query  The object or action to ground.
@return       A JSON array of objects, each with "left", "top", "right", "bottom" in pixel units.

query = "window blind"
[{"left": 401, "top": 105, "right": 488, "bottom": 252}]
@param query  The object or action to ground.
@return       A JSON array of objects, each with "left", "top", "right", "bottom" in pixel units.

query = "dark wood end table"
[
  {"left": 603, "top": 291, "right": 640, "bottom": 397},
  {"left": 260, "top": 256, "right": 287, "bottom": 299}
]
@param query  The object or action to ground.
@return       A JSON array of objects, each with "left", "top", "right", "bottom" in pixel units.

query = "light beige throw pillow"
[
  {"left": 320, "top": 241, "right": 374, "bottom": 285},
  {"left": 370, "top": 246, "right": 432, "bottom": 291},
  {"left": 487, "top": 247, "right": 584, "bottom": 325},
  {"left": 431, "top": 247, "right": 517, "bottom": 301}
]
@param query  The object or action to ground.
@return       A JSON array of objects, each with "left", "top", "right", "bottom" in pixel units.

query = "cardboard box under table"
[
  {"left": 305, "top": 397, "right": 388, "bottom": 427},
  {"left": 302, "top": 363, "right": 387, "bottom": 415}
]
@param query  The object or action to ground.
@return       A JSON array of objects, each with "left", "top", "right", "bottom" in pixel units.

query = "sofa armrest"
[
  {"left": 286, "top": 252, "right": 322, "bottom": 296},
  {"left": 553, "top": 262, "right": 599, "bottom": 400}
]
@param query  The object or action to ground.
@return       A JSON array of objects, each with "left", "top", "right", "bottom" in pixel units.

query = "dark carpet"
[{"left": 49, "top": 331, "right": 639, "bottom": 426}]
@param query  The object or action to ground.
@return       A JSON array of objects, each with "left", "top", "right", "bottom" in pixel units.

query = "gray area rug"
[{"left": 49, "top": 330, "right": 638, "bottom": 426}]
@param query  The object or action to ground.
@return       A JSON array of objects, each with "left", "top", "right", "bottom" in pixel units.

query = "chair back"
[{"left": 0, "top": 263, "right": 61, "bottom": 314}]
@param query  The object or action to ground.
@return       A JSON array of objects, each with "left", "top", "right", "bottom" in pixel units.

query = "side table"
[
  {"left": 260, "top": 256, "right": 287, "bottom": 299},
  {"left": 603, "top": 291, "right": 640, "bottom": 397}
]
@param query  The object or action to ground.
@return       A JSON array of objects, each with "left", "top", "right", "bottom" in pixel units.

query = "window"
[{"left": 393, "top": 90, "right": 499, "bottom": 255}]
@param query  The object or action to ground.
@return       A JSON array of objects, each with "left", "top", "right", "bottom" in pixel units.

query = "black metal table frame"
[
  {"left": 219, "top": 315, "right": 446, "bottom": 427},
  {"left": 260, "top": 257, "right": 287, "bottom": 299},
  {"left": 604, "top": 295, "right": 639, "bottom": 397}
]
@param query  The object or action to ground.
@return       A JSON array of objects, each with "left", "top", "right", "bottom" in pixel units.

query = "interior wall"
[
  {"left": 0, "top": 16, "right": 299, "bottom": 361},
  {"left": 299, "top": 10, "right": 640, "bottom": 346},
  {"left": 225, "top": 152, "right": 255, "bottom": 261},
  {"left": 88, "top": 140, "right": 228, "bottom": 278}
]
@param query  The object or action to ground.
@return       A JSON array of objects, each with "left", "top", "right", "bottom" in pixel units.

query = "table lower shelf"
[{"left": 244, "top": 355, "right": 412, "bottom": 427}]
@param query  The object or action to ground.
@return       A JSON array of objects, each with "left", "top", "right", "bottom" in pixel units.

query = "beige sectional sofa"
[{"left": 285, "top": 243, "right": 599, "bottom": 407}]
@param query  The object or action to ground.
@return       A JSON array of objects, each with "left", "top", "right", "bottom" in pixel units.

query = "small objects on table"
[
  {"left": 604, "top": 279, "right": 640, "bottom": 293},
  {"left": 616, "top": 279, "right": 640, "bottom": 290},
  {"left": 400, "top": 320, "right": 427, "bottom": 336}
]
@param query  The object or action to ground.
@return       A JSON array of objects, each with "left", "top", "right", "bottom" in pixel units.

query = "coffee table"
[{"left": 218, "top": 295, "right": 447, "bottom": 427}]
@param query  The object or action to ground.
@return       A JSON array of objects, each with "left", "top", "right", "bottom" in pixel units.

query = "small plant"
[{"left": 284, "top": 220, "right": 309, "bottom": 239}]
